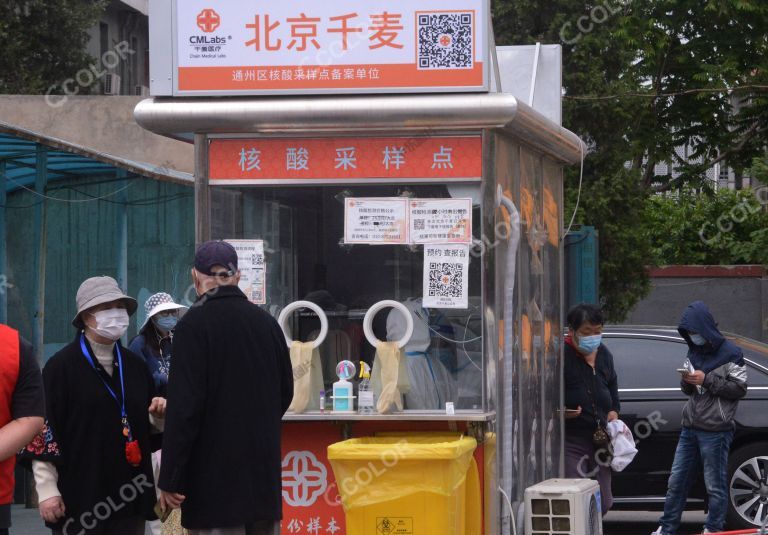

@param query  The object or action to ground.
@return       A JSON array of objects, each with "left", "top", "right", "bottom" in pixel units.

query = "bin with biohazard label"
[{"left": 327, "top": 435, "right": 481, "bottom": 535}]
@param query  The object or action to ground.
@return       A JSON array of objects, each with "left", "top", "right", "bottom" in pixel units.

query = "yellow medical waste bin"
[{"left": 327, "top": 435, "right": 480, "bottom": 535}]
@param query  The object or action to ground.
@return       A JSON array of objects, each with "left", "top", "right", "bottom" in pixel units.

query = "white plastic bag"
[{"left": 607, "top": 419, "right": 638, "bottom": 472}]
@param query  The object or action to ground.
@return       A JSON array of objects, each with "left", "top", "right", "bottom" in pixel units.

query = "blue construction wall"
[{"left": 5, "top": 174, "right": 194, "bottom": 359}]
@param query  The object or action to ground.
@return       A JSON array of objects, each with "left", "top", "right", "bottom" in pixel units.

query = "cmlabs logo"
[{"left": 196, "top": 8, "right": 221, "bottom": 33}]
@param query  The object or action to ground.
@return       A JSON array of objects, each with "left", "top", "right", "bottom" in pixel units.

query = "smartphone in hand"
[{"left": 676, "top": 368, "right": 690, "bottom": 375}]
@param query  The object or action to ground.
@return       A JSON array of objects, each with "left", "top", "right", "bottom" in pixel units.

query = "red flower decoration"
[
  {"left": 125, "top": 440, "right": 142, "bottom": 467},
  {"left": 27, "top": 433, "right": 45, "bottom": 455}
]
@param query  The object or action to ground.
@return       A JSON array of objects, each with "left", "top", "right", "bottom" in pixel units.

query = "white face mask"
[{"left": 89, "top": 308, "right": 130, "bottom": 341}]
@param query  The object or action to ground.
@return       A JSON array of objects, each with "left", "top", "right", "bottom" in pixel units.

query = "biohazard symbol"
[{"left": 281, "top": 450, "right": 328, "bottom": 507}]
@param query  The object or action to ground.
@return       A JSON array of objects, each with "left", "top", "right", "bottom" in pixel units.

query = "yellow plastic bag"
[{"left": 327, "top": 435, "right": 480, "bottom": 535}]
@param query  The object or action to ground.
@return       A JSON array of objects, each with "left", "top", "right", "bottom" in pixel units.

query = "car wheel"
[{"left": 727, "top": 442, "right": 768, "bottom": 529}]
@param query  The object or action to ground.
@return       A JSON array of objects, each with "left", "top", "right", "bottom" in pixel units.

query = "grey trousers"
[
  {"left": 188, "top": 521, "right": 280, "bottom": 535},
  {"left": 564, "top": 434, "right": 614, "bottom": 515}
]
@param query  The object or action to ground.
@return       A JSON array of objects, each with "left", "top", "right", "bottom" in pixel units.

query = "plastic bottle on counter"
[
  {"left": 319, "top": 390, "right": 326, "bottom": 414},
  {"left": 358, "top": 362, "right": 374, "bottom": 415}
]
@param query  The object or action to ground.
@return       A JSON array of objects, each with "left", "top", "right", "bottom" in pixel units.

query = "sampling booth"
[{"left": 137, "top": 1, "right": 585, "bottom": 532}]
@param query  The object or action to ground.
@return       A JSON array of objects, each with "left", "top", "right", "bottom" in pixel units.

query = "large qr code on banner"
[
  {"left": 417, "top": 12, "right": 473, "bottom": 70},
  {"left": 428, "top": 262, "right": 463, "bottom": 297}
]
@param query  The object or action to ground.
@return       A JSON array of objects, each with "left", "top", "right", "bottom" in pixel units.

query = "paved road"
[
  {"left": 604, "top": 510, "right": 708, "bottom": 535},
  {"left": 8, "top": 505, "right": 715, "bottom": 535}
]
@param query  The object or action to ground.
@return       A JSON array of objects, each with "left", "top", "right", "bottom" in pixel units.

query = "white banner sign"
[
  {"left": 409, "top": 198, "right": 472, "bottom": 244},
  {"left": 225, "top": 239, "right": 266, "bottom": 304},
  {"left": 423, "top": 244, "right": 469, "bottom": 309},
  {"left": 344, "top": 198, "right": 408, "bottom": 244},
  {"left": 159, "top": 0, "right": 489, "bottom": 95}
]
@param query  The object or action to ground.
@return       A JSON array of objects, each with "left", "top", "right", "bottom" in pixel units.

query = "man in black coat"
[{"left": 159, "top": 241, "right": 293, "bottom": 535}]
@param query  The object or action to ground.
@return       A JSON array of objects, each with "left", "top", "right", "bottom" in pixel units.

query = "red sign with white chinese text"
[
  {"left": 281, "top": 423, "right": 345, "bottom": 534},
  {"left": 208, "top": 136, "right": 482, "bottom": 184}
]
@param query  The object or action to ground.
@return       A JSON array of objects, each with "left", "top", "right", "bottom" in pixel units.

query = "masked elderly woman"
[{"left": 20, "top": 276, "right": 165, "bottom": 535}]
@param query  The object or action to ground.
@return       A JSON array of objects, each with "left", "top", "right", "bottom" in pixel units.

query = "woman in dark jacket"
[
  {"left": 563, "top": 303, "right": 620, "bottom": 515},
  {"left": 129, "top": 293, "right": 187, "bottom": 397},
  {"left": 21, "top": 276, "right": 165, "bottom": 535}
]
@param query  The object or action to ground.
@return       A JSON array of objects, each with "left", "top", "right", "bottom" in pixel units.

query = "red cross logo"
[
  {"left": 439, "top": 34, "right": 452, "bottom": 47},
  {"left": 197, "top": 8, "right": 221, "bottom": 33}
]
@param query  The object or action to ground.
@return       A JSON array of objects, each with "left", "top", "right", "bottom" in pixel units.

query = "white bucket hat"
[
  {"left": 140, "top": 292, "right": 188, "bottom": 331},
  {"left": 73, "top": 276, "right": 138, "bottom": 328}
]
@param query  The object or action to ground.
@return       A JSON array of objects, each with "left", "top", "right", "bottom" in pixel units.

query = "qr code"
[
  {"left": 413, "top": 219, "right": 425, "bottom": 230},
  {"left": 427, "top": 262, "right": 463, "bottom": 297},
  {"left": 417, "top": 12, "right": 473, "bottom": 70}
]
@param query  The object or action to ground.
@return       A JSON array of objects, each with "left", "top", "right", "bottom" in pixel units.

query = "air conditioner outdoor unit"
[
  {"left": 103, "top": 73, "right": 121, "bottom": 95},
  {"left": 524, "top": 479, "right": 603, "bottom": 535},
  {"left": 134, "top": 85, "right": 149, "bottom": 96}
]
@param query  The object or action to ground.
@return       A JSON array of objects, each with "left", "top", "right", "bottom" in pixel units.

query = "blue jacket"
[
  {"left": 678, "top": 300, "right": 744, "bottom": 372},
  {"left": 128, "top": 333, "right": 172, "bottom": 396}
]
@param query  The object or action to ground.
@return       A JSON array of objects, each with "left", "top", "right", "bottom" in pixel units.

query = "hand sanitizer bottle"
[{"left": 358, "top": 362, "right": 374, "bottom": 415}]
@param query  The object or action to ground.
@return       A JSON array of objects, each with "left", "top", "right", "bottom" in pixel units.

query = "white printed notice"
[
  {"left": 423, "top": 244, "right": 469, "bottom": 309},
  {"left": 225, "top": 239, "right": 266, "bottom": 304},
  {"left": 344, "top": 198, "right": 408, "bottom": 244},
  {"left": 409, "top": 198, "right": 472, "bottom": 244}
]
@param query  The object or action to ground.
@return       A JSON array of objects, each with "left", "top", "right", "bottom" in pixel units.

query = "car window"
[{"left": 602, "top": 336, "right": 689, "bottom": 389}]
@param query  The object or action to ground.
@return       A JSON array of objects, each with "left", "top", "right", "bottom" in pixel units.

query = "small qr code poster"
[
  {"left": 423, "top": 244, "right": 470, "bottom": 309},
  {"left": 417, "top": 12, "right": 474, "bottom": 70},
  {"left": 225, "top": 239, "right": 266, "bottom": 305}
]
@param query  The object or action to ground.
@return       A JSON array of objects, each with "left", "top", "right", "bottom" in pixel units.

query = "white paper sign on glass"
[
  {"left": 408, "top": 198, "right": 472, "bottom": 244},
  {"left": 344, "top": 198, "right": 408, "bottom": 245},
  {"left": 225, "top": 239, "right": 266, "bottom": 304},
  {"left": 423, "top": 244, "right": 470, "bottom": 309}
]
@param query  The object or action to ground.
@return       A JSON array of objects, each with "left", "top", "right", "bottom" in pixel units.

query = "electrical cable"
[
  {"left": 498, "top": 486, "right": 518, "bottom": 535},
  {"left": 563, "top": 84, "right": 768, "bottom": 101},
  {"left": 563, "top": 139, "right": 585, "bottom": 239}
]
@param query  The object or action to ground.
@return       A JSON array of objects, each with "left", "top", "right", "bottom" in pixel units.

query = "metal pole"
[
  {"left": 528, "top": 42, "right": 542, "bottom": 107},
  {"left": 32, "top": 145, "right": 47, "bottom": 365},
  {"left": 115, "top": 168, "right": 129, "bottom": 343},
  {"left": 0, "top": 160, "right": 6, "bottom": 325},
  {"left": 116, "top": 169, "right": 128, "bottom": 292},
  {"left": 194, "top": 133, "right": 210, "bottom": 245}
]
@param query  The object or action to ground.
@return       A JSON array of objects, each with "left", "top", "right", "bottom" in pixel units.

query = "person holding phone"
[
  {"left": 653, "top": 301, "right": 747, "bottom": 535},
  {"left": 563, "top": 303, "right": 620, "bottom": 515}
]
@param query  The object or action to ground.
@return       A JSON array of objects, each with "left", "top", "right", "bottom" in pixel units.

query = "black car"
[{"left": 602, "top": 326, "right": 768, "bottom": 530}]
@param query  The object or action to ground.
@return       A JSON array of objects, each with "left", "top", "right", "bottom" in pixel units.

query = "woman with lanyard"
[
  {"left": 21, "top": 277, "right": 164, "bottom": 535},
  {"left": 129, "top": 293, "right": 187, "bottom": 397}
]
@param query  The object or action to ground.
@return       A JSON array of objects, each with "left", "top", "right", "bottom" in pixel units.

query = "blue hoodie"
[{"left": 678, "top": 301, "right": 744, "bottom": 374}]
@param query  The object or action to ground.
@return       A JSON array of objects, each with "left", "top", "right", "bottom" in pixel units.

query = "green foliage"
[
  {"left": 748, "top": 155, "right": 768, "bottom": 186},
  {"left": 566, "top": 168, "right": 653, "bottom": 323},
  {"left": 0, "top": 0, "right": 106, "bottom": 94},
  {"left": 645, "top": 188, "right": 768, "bottom": 265},
  {"left": 492, "top": 0, "right": 768, "bottom": 321}
]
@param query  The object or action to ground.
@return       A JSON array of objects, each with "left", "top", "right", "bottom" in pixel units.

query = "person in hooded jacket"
[{"left": 653, "top": 301, "right": 747, "bottom": 535}]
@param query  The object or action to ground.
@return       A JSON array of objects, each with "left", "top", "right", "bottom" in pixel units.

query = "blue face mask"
[
  {"left": 689, "top": 333, "right": 707, "bottom": 346},
  {"left": 153, "top": 315, "right": 178, "bottom": 332},
  {"left": 577, "top": 334, "right": 602, "bottom": 354}
]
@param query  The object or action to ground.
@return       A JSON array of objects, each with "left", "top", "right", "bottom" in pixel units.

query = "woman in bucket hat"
[
  {"left": 129, "top": 293, "right": 188, "bottom": 397},
  {"left": 20, "top": 276, "right": 165, "bottom": 535}
]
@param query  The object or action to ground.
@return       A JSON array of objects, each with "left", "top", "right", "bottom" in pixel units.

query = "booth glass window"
[{"left": 211, "top": 183, "right": 484, "bottom": 411}]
